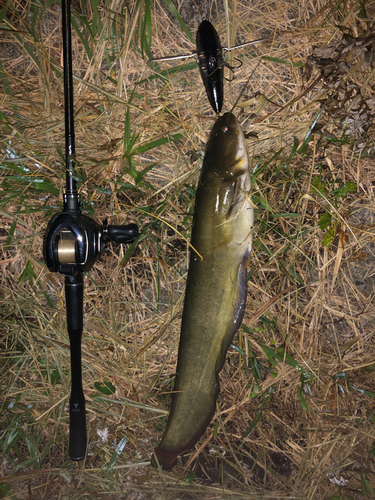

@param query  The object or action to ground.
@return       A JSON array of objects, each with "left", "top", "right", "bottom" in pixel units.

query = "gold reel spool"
[{"left": 58, "top": 237, "right": 76, "bottom": 264}]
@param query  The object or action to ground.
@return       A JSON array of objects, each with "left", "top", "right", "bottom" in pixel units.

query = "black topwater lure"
[
  {"left": 196, "top": 20, "right": 224, "bottom": 115},
  {"left": 151, "top": 20, "right": 267, "bottom": 115}
]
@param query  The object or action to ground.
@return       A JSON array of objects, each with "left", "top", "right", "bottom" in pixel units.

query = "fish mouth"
[{"left": 222, "top": 112, "right": 238, "bottom": 126}]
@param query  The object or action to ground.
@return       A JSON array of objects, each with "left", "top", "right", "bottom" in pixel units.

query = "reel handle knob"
[{"left": 105, "top": 223, "right": 139, "bottom": 245}]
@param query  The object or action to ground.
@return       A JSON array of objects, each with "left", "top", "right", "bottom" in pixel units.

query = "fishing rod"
[{"left": 43, "top": 0, "right": 138, "bottom": 461}]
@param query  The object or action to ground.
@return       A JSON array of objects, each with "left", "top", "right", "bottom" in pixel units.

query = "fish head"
[{"left": 205, "top": 113, "right": 248, "bottom": 182}]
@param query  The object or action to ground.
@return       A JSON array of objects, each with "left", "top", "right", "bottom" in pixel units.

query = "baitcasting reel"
[{"left": 44, "top": 209, "right": 138, "bottom": 276}]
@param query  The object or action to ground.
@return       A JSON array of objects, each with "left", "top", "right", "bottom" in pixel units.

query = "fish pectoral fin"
[{"left": 226, "top": 181, "right": 238, "bottom": 220}]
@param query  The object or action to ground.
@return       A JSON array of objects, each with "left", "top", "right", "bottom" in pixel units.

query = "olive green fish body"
[{"left": 153, "top": 113, "right": 253, "bottom": 469}]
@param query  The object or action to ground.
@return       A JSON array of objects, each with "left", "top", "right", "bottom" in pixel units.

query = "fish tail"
[
  {"left": 151, "top": 385, "right": 218, "bottom": 469},
  {"left": 151, "top": 446, "right": 179, "bottom": 470}
]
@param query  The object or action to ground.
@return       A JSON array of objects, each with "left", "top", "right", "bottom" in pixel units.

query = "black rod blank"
[{"left": 62, "top": 0, "right": 79, "bottom": 212}]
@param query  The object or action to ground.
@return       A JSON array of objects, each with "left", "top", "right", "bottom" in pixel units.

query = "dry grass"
[{"left": 1, "top": 0, "right": 375, "bottom": 498}]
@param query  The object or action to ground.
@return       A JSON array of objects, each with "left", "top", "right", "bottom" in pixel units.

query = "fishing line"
[{"left": 230, "top": 58, "right": 263, "bottom": 114}]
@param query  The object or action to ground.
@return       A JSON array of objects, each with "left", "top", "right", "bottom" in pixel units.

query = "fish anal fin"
[{"left": 241, "top": 246, "right": 251, "bottom": 271}]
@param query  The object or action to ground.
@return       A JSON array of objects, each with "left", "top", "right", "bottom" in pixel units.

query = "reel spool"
[{"left": 57, "top": 230, "right": 77, "bottom": 264}]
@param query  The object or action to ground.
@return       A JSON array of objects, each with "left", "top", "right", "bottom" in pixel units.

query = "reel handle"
[
  {"left": 106, "top": 223, "right": 139, "bottom": 244},
  {"left": 65, "top": 273, "right": 87, "bottom": 461}
]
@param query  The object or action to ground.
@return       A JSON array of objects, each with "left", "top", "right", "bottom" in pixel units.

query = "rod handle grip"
[
  {"left": 69, "top": 397, "right": 87, "bottom": 461},
  {"left": 65, "top": 273, "right": 87, "bottom": 461}
]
